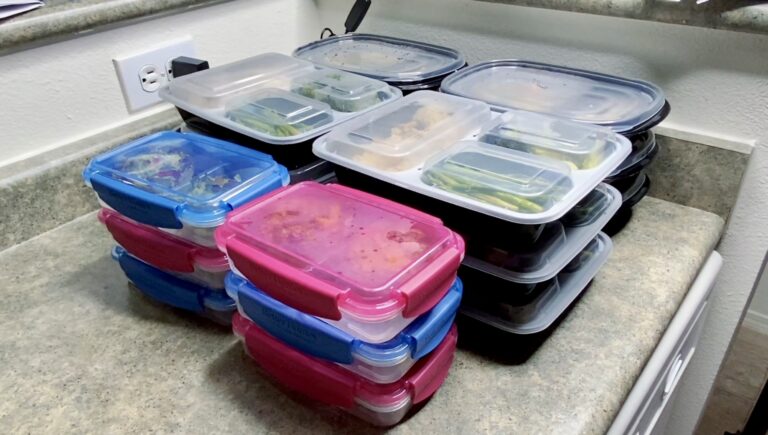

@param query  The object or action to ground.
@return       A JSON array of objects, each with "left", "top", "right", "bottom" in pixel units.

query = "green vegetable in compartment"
[
  {"left": 226, "top": 96, "right": 332, "bottom": 138},
  {"left": 481, "top": 127, "right": 607, "bottom": 170},
  {"left": 292, "top": 72, "right": 388, "bottom": 113},
  {"left": 422, "top": 154, "right": 573, "bottom": 214}
]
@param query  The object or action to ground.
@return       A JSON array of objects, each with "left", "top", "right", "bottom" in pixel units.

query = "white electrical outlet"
[{"left": 113, "top": 37, "right": 196, "bottom": 112}]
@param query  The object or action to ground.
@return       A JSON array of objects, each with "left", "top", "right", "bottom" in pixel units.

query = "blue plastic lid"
[
  {"left": 113, "top": 246, "right": 235, "bottom": 314},
  {"left": 225, "top": 272, "right": 462, "bottom": 365},
  {"left": 84, "top": 131, "right": 289, "bottom": 229},
  {"left": 441, "top": 60, "right": 666, "bottom": 133}
]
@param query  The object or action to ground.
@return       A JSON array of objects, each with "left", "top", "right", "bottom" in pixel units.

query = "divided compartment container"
[
  {"left": 215, "top": 182, "right": 465, "bottom": 343},
  {"left": 316, "top": 97, "right": 631, "bottom": 226},
  {"left": 233, "top": 312, "right": 458, "bottom": 426},
  {"left": 98, "top": 208, "right": 229, "bottom": 289},
  {"left": 226, "top": 272, "right": 462, "bottom": 383},
  {"left": 441, "top": 60, "right": 667, "bottom": 134},
  {"left": 112, "top": 246, "right": 235, "bottom": 324},
  {"left": 159, "top": 53, "right": 401, "bottom": 169},
  {"left": 293, "top": 33, "right": 466, "bottom": 91},
  {"left": 461, "top": 232, "right": 612, "bottom": 334},
  {"left": 82, "top": 131, "right": 289, "bottom": 247},
  {"left": 462, "top": 183, "right": 620, "bottom": 284}
]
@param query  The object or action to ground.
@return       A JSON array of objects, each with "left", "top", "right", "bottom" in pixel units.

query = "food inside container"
[
  {"left": 441, "top": 60, "right": 666, "bottom": 134},
  {"left": 215, "top": 182, "right": 464, "bottom": 343},
  {"left": 226, "top": 90, "right": 333, "bottom": 137},
  {"left": 82, "top": 131, "right": 289, "bottom": 246},
  {"left": 233, "top": 312, "right": 458, "bottom": 426},
  {"left": 561, "top": 186, "right": 613, "bottom": 227},
  {"left": 292, "top": 70, "right": 393, "bottom": 113}
]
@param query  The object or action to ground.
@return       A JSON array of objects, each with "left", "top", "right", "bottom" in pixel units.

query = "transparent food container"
[
  {"left": 607, "top": 130, "right": 658, "bottom": 181},
  {"left": 293, "top": 33, "right": 466, "bottom": 91},
  {"left": 99, "top": 209, "right": 229, "bottom": 289},
  {"left": 112, "top": 246, "right": 235, "bottom": 324},
  {"left": 461, "top": 232, "right": 612, "bottom": 334},
  {"left": 462, "top": 184, "right": 620, "bottom": 283},
  {"left": 233, "top": 312, "right": 457, "bottom": 426},
  {"left": 316, "top": 95, "right": 630, "bottom": 226},
  {"left": 83, "top": 131, "right": 289, "bottom": 247},
  {"left": 226, "top": 273, "right": 461, "bottom": 383},
  {"left": 215, "top": 182, "right": 465, "bottom": 343},
  {"left": 160, "top": 53, "right": 401, "bottom": 168},
  {"left": 441, "top": 60, "right": 667, "bottom": 134}
]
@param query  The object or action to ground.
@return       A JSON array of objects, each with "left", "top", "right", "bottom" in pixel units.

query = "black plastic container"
[
  {"left": 603, "top": 173, "right": 651, "bottom": 236},
  {"left": 608, "top": 130, "right": 659, "bottom": 181},
  {"left": 332, "top": 164, "right": 548, "bottom": 245},
  {"left": 620, "top": 100, "right": 671, "bottom": 136}
]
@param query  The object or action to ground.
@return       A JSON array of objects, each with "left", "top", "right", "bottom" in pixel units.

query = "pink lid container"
[
  {"left": 232, "top": 312, "right": 457, "bottom": 426},
  {"left": 99, "top": 208, "right": 229, "bottom": 289},
  {"left": 216, "top": 182, "right": 464, "bottom": 343}
]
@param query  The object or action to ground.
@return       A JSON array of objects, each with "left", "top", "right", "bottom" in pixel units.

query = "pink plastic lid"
[
  {"left": 98, "top": 208, "right": 228, "bottom": 273},
  {"left": 216, "top": 182, "right": 464, "bottom": 321},
  {"left": 232, "top": 312, "right": 457, "bottom": 409}
]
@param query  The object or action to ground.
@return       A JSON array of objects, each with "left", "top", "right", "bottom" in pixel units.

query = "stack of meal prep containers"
[
  {"left": 440, "top": 61, "right": 669, "bottom": 235},
  {"left": 313, "top": 90, "right": 630, "bottom": 359},
  {"left": 158, "top": 53, "right": 403, "bottom": 184},
  {"left": 82, "top": 132, "right": 290, "bottom": 324},
  {"left": 293, "top": 33, "right": 467, "bottom": 95},
  {"left": 215, "top": 182, "right": 466, "bottom": 425}
]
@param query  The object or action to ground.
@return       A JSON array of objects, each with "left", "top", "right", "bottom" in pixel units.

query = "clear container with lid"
[
  {"left": 462, "top": 184, "right": 620, "bottom": 283},
  {"left": 461, "top": 232, "right": 612, "bottom": 334},
  {"left": 233, "top": 312, "right": 457, "bottom": 426},
  {"left": 215, "top": 182, "right": 465, "bottom": 343},
  {"left": 226, "top": 272, "right": 462, "bottom": 383},
  {"left": 317, "top": 101, "right": 630, "bottom": 225},
  {"left": 113, "top": 246, "right": 235, "bottom": 325},
  {"left": 441, "top": 60, "right": 666, "bottom": 134},
  {"left": 83, "top": 131, "right": 289, "bottom": 247},
  {"left": 293, "top": 33, "right": 466, "bottom": 87},
  {"left": 159, "top": 53, "right": 401, "bottom": 146},
  {"left": 607, "top": 130, "right": 658, "bottom": 180},
  {"left": 318, "top": 91, "right": 491, "bottom": 172},
  {"left": 99, "top": 209, "right": 229, "bottom": 289}
]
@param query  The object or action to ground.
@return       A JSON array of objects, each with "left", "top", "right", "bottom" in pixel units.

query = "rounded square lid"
[
  {"left": 441, "top": 60, "right": 666, "bottom": 133},
  {"left": 293, "top": 34, "right": 466, "bottom": 84}
]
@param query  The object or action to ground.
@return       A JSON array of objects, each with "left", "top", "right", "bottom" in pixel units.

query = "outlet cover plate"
[{"left": 113, "top": 37, "right": 195, "bottom": 113}]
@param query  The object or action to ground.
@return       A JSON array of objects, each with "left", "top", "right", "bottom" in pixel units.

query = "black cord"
[{"left": 320, "top": 27, "right": 336, "bottom": 39}]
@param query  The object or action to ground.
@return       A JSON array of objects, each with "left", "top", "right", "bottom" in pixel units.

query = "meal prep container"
[
  {"left": 441, "top": 60, "right": 667, "bottom": 134},
  {"left": 112, "top": 246, "right": 235, "bottom": 324},
  {"left": 460, "top": 232, "right": 612, "bottom": 334},
  {"left": 179, "top": 123, "right": 335, "bottom": 183},
  {"left": 215, "top": 182, "right": 465, "bottom": 343},
  {"left": 233, "top": 312, "right": 457, "bottom": 426},
  {"left": 160, "top": 53, "right": 402, "bottom": 170},
  {"left": 315, "top": 92, "right": 631, "bottom": 227},
  {"left": 98, "top": 208, "right": 228, "bottom": 289},
  {"left": 462, "top": 184, "right": 619, "bottom": 284},
  {"left": 226, "top": 272, "right": 462, "bottom": 383},
  {"left": 610, "top": 170, "right": 649, "bottom": 202},
  {"left": 607, "top": 130, "right": 658, "bottom": 181},
  {"left": 83, "top": 131, "right": 289, "bottom": 247},
  {"left": 293, "top": 33, "right": 466, "bottom": 94}
]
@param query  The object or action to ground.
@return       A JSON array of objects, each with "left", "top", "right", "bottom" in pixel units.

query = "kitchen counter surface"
[
  {"left": 0, "top": 0, "right": 227, "bottom": 53},
  {"left": 0, "top": 197, "right": 723, "bottom": 434}
]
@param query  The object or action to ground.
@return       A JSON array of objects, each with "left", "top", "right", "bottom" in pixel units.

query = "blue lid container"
[
  {"left": 225, "top": 272, "right": 462, "bottom": 384},
  {"left": 113, "top": 246, "right": 235, "bottom": 324},
  {"left": 84, "top": 131, "right": 290, "bottom": 247}
]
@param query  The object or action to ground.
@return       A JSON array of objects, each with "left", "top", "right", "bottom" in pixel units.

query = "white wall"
[
  {"left": 0, "top": 0, "right": 319, "bottom": 167},
  {"left": 746, "top": 260, "right": 768, "bottom": 334},
  {"left": 315, "top": 0, "right": 768, "bottom": 433}
]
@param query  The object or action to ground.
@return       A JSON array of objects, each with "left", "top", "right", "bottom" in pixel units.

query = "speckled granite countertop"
[
  {"left": 0, "top": 197, "right": 722, "bottom": 434},
  {"left": 478, "top": 0, "right": 768, "bottom": 35},
  {"left": 0, "top": 0, "right": 227, "bottom": 53}
]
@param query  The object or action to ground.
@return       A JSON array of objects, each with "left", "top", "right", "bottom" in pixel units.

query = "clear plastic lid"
[
  {"left": 441, "top": 60, "right": 666, "bottom": 133},
  {"left": 160, "top": 53, "right": 401, "bottom": 145},
  {"left": 83, "top": 131, "right": 289, "bottom": 229},
  {"left": 461, "top": 232, "right": 612, "bottom": 334},
  {"left": 316, "top": 91, "right": 492, "bottom": 172},
  {"left": 462, "top": 184, "right": 620, "bottom": 283},
  {"left": 316, "top": 104, "right": 630, "bottom": 225},
  {"left": 293, "top": 33, "right": 466, "bottom": 84},
  {"left": 215, "top": 182, "right": 464, "bottom": 322}
]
